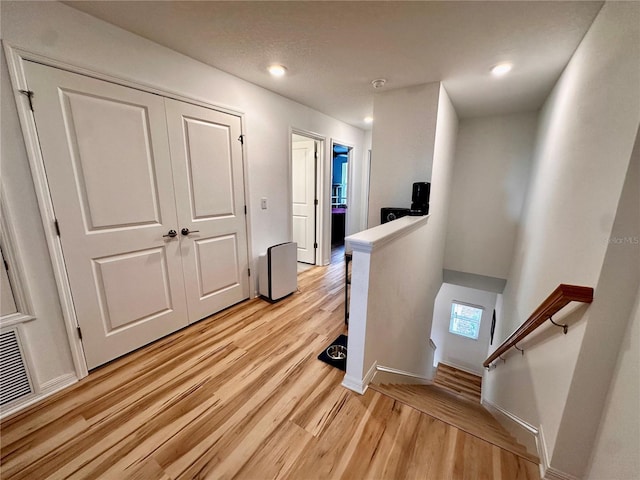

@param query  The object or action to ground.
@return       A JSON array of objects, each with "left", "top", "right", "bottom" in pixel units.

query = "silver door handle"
[
  {"left": 181, "top": 228, "right": 200, "bottom": 236},
  {"left": 163, "top": 229, "right": 177, "bottom": 238}
]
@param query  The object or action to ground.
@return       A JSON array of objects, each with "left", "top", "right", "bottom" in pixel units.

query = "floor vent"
[{"left": 0, "top": 329, "right": 34, "bottom": 406}]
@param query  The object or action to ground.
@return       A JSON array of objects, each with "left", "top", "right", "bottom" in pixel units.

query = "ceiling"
[{"left": 64, "top": 1, "right": 603, "bottom": 130}]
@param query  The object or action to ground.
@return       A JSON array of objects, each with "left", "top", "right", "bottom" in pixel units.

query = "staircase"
[
  {"left": 369, "top": 363, "right": 538, "bottom": 463},
  {"left": 433, "top": 362, "right": 482, "bottom": 402}
]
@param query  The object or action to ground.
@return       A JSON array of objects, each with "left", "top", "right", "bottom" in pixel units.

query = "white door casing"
[
  {"left": 292, "top": 140, "right": 316, "bottom": 264},
  {"left": 24, "top": 61, "right": 190, "bottom": 369},
  {"left": 165, "top": 99, "right": 249, "bottom": 322}
]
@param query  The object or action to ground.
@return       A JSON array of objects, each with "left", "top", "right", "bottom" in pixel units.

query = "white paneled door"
[
  {"left": 24, "top": 61, "right": 249, "bottom": 369},
  {"left": 165, "top": 99, "right": 249, "bottom": 321},
  {"left": 292, "top": 140, "right": 316, "bottom": 264}
]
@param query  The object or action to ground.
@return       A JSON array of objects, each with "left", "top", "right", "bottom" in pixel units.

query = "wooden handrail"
[{"left": 483, "top": 284, "right": 594, "bottom": 367}]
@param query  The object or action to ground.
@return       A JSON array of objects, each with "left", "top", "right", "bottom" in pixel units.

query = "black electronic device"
[
  {"left": 410, "top": 181, "right": 430, "bottom": 215},
  {"left": 381, "top": 207, "right": 411, "bottom": 224}
]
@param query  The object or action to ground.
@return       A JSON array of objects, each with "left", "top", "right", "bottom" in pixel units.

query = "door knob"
[
  {"left": 181, "top": 228, "right": 200, "bottom": 236},
  {"left": 163, "top": 229, "right": 177, "bottom": 238}
]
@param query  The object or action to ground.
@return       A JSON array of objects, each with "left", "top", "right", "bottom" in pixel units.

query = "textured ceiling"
[{"left": 65, "top": 1, "right": 603, "bottom": 129}]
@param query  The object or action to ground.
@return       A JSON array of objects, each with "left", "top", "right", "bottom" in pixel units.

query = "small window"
[{"left": 449, "top": 302, "right": 484, "bottom": 340}]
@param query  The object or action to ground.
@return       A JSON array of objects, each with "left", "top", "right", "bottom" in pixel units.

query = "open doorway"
[
  {"left": 291, "top": 132, "right": 321, "bottom": 267},
  {"left": 331, "top": 142, "right": 352, "bottom": 249}
]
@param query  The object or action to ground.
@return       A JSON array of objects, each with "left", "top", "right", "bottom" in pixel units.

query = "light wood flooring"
[
  {"left": 369, "top": 383, "right": 538, "bottom": 463},
  {"left": 433, "top": 363, "right": 483, "bottom": 403},
  {"left": 0, "top": 251, "right": 540, "bottom": 479}
]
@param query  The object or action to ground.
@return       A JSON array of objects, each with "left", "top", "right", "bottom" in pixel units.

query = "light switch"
[{"left": 261, "top": 197, "right": 268, "bottom": 209}]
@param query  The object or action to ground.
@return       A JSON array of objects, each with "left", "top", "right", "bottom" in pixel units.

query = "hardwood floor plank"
[
  {"left": 0, "top": 252, "right": 539, "bottom": 480},
  {"left": 233, "top": 420, "right": 314, "bottom": 480},
  {"left": 360, "top": 399, "right": 425, "bottom": 479},
  {"left": 159, "top": 333, "right": 327, "bottom": 478},
  {"left": 288, "top": 365, "right": 349, "bottom": 437}
]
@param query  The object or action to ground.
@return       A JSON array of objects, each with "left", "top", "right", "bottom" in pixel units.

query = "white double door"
[{"left": 24, "top": 62, "right": 249, "bottom": 369}]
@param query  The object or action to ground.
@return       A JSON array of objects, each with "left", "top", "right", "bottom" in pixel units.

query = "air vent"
[{"left": 0, "top": 329, "right": 34, "bottom": 406}]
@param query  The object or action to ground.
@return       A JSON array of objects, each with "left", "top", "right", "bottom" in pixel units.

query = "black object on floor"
[{"left": 317, "top": 334, "right": 347, "bottom": 371}]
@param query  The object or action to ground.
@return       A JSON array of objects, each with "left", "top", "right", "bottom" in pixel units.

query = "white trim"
[
  {"left": 39, "top": 372, "right": 78, "bottom": 395},
  {"left": 290, "top": 127, "right": 328, "bottom": 266},
  {"left": 346, "top": 215, "right": 430, "bottom": 254},
  {"left": 4, "top": 44, "right": 89, "bottom": 379},
  {"left": 0, "top": 192, "right": 36, "bottom": 318},
  {"left": 538, "top": 423, "right": 551, "bottom": 479},
  {"left": 238, "top": 114, "right": 255, "bottom": 300},
  {"left": 482, "top": 397, "right": 539, "bottom": 436},
  {"left": 535, "top": 425, "right": 579, "bottom": 480},
  {"left": 342, "top": 361, "right": 377, "bottom": 394},
  {"left": 4, "top": 45, "right": 245, "bottom": 118},
  {"left": 376, "top": 364, "right": 433, "bottom": 382},
  {"left": 330, "top": 137, "right": 356, "bottom": 241},
  {"left": 544, "top": 466, "right": 580, "bottom": 480},
  {"left": 0, "top": 373, "right": 77, "bottom": 420},
  {"left": 482, "top": 397, "right": 553, "bottom": 476},
  {"left": 0, "top": 313, "right": 36, "bottom": 329}
]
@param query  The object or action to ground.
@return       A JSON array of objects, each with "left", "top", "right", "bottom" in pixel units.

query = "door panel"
[
  {"left": 93, "top": 247, "right": 173, "bottom": 331},
  {"left": 195, "top": 235, "right": 240, "bottom": 297},
  {"left": 183, "top": 118, "right": 235, "bottom": 218},
  {"left": 292, "top": 140, "right": 316, "bottom": 264},
  {"left": 24, "top": 61, "right": 189, "bottom": 369},
  {"left": 165, "top": 99, "right": 249, "bottom": 321},
  {"left": 62, "top": 91, "right": 162, "bottom": 230}
]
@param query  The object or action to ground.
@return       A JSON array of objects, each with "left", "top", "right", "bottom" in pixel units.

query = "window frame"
[{"left": 448, "top": 300, "right": 484, "bottom": 340}]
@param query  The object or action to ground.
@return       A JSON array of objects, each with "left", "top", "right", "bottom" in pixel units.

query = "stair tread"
[
  {"left": 371, "top": 382, "right": 538, "bottom": 463},
  {"left": 434, "top": 364, "right": 483, "bottom": 401},
  {"left": 436, "top": 370, "right": 482, "bottom": 385}
]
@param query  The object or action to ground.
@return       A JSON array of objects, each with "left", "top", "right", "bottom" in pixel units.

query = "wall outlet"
[{"left": 261, "top": 197, "right": 267, "bottom": 209}]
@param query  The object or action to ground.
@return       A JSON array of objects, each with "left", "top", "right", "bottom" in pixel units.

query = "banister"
[{"left": 483, "top": 284, "right": 594, "bottom": 368}]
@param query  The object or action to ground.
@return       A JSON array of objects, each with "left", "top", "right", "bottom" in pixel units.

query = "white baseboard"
[
  {"left": 374, "top": 365, "right": 433, "bottom": 385},
  {"left": 543, "top": 466, "right": 580, "bottom": 480},
  {"left": 0, "top": 372, "right": 77, "bottom": 420},
  {"left": 536, "top": 425, "right": 580, "bottom": 480},
  {"left": 40, "top": 372, "right": 77, "bottom": 395},
  {"left": 482, "top": 398, "right": 540, "bottom": 460},
  {"left": 342, "top": 361, "right": 377, "bottom": 394}
]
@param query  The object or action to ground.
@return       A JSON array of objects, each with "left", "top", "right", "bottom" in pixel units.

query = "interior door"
[
  {"left": 292, "top": 140, "right": 316, "bottom": 264},
  {"left": 165, "top": 99, "right": 250, "bottom": 321},
  {"left": 24, "top": 61, "right": 189, "bottom": 369}
]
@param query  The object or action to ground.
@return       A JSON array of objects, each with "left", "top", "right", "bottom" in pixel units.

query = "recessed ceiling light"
[
  {"left": 268, "top": 64, "right": 287, "bottom": 77},
  {"left": 371, "top": 79, "right": 387, "bottom": 89},
  {"left": 491, "top": 62, "right": 513, "bottom": 77},
  {"left": 364, "top": 116, "right": 374, "bottom": 124}
]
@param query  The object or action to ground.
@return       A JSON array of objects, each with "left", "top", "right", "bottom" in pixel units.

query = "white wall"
[
  {"left": 424, "top": 83, "right": 459, "bottom": 334},
  {"left": 431, "top": 283, "right": 497, "bottom": 375},
  {"left": 585, "top": 286, "right": 640, "bottom": 480},
  {"left": 345, "top": 84, "right": 457, "bottom": 391},
  {"left": 0, "top": 1, "right": 364, "bottom": 390},
  {"left": 483, "top": 3, "right": 640, "bottom": 477},
  {"left": 368, "top": 83, "right": 440, "bottom": 227},
  {"left": 550, "top": 124, "right": 639, "bottom": 476},
  {"left": 346, "top": 217, "right": 438, "bottom": 388},
  {"left": 444, "top": 112, "right": 538, "bottom": 280}
]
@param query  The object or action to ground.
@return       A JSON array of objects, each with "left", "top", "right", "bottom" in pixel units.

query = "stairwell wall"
[{"left": 482, "top": 2, "right": 640, "bottom": 477}]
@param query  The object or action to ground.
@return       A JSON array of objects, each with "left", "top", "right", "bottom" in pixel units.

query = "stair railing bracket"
[
  {"left": 548, "top": 315, "right": 568, "bottom": 334},
  {"left": 514, "top": 344, "right": 524, "bottom": 355}
]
